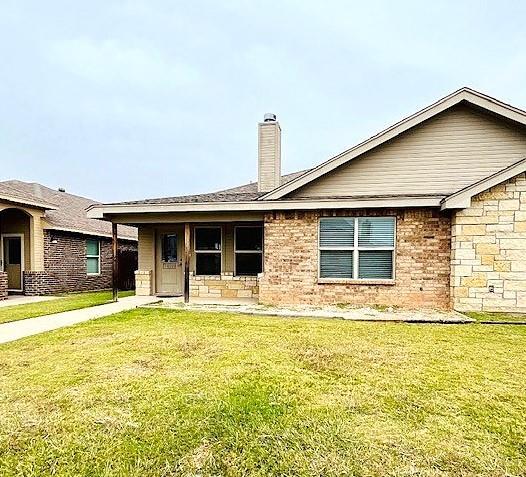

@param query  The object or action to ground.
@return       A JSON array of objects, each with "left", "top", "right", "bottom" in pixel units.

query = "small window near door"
[
  {"left": 86, "top": 239, "right": 100, "bottom": 275},
  {"left": 162, "top": 234, "right": 178, "bottom": 262},
  {"left": 195, "top": 227, "right": 221, "bottom": 275},
  {"left": 235, "top": 226, "right": 263, "bottom": 276}
]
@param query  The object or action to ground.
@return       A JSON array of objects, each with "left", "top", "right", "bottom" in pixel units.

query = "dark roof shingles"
[{"left": 0, "top": 181, "right": 137, "bottom": 240}]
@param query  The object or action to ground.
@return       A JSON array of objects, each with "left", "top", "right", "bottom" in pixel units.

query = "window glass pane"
[
  {"left": 320, "top": 250, "right": 353, "bottom": 278},
  {"left": 162, "top": 234, "right": 178, "bottom": 262},
  {"left": 320, "top": 218, "right": 354, "bottom": 247},
  {"left": 235, "top": 227, "right": 263, "bottom": 251},
  {"left": 358, "top": 217, "right": 395, "bottom": 247},
  {"left": 87, "top": 257, "right": 99, "bottom": 274},
  {"left": 195, "top": 228, "right": 221, "bottom": 251},
  {"left": 7, "top": 239, "right": 21, "bottom": 265},
  {"left": 196, "top": 253, "right": 221, "bottom": 275},
  {"left": 358, "top": 250, "right": 393, "bottom": 279},
  {"left": 236, "top": 253, "right": 262, "bottom": 276},
  {"left": 86, "top": 239, "right": 99, "bottom": 256}
]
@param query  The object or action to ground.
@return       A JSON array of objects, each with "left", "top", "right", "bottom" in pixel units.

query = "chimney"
[{"left": 258, "top": 113, "right": 281, "bottom": 192}]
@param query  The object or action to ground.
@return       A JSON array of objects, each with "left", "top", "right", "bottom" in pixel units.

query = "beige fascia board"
[
  {"left": 259, "top": 88, "right": 526, "bottom": 201},
  {"left": 0, "top": 194, "right": 57, "bottom": 210},
  {"left": 87, "top": 196, "right": 443, "bottom": 219},
  {"left": 43, "top": 225, "right": 137, "bottom": 241},
  {"left": 441, "top": 157, "right": 526, "bottom": 210}
]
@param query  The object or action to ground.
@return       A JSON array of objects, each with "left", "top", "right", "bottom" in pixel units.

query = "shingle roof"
[
  {"left": 0, "top": 180, "right": 137, "bottom": 240},
  {"left": 110, "top": 170, "right": 310, "bottom": 206}
]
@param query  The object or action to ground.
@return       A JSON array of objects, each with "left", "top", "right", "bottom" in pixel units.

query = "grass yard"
[
  {"left": 0, "top": 290, "right": 135, "bottom": 325},
  {"left": 464, "top": 310, "right": 526, "bottom": 323},
  {"left": 1, "top": 309, "right": 525, "bottom": 476}
]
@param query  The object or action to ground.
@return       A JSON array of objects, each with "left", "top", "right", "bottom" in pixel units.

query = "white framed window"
[
  {"left": 234, "top": 225, "right": 263, "bottom": 276},
  {"left": 194, "top": 226, "right": 222, "bottom": 275},
  {"left": 86, "top": 239, "right": 100, "bottom": 275},
  {"left": 319, "top": 217, "right": 395, "bottom": 280}
]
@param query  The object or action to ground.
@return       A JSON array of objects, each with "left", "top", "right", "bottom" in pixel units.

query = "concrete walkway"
[{"left": 0, "top": 295, "right": 159, "bottom": 345}]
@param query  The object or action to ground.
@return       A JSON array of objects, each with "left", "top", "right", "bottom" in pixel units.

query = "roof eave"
[
  {"left": 87, "top": 196, "right": 445, "bottom": 218},
  {"left": 0, "top": 194, "right": 57, "bottom": 210}
]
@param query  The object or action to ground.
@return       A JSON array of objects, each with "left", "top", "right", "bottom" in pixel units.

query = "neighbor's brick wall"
[
  {"left": 451, "top": 173, "right": 526, "bottom": 312},
  {"left": 259, "top": 208, "right": 451, "bottom": 309},
  {"left": 190, "top": 272, "right": 259, "bottom": 299},
  {"left": 24, "top": 230, "right": 137, "bottom": 295},
  {"left": 0, "top": 272, "right": 7, "bottom": 300}
]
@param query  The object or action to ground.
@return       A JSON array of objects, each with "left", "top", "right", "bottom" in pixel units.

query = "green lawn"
[
  {"left": 464, "top": 310, "right": 526, "bottom": 323},
  {"left": 1, "top": 310, "right": 525, "bottom": 476},
  {"left": 0, "top": 290, "right": 134, "bottom": 325}
]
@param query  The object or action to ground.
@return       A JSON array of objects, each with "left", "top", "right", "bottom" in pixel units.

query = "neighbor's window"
[
  {"left": 161, "top": 234, "right": 178, "bottom": 262},
  {"left": 195, "top": 227, "right": 221, "bottom": 275},
  {"left": 235, "top": 226, "right": 263, "bottom": 276},
  {"left": 319, "top": 217, "right": 395, "bottom": 280},
  {"left": 86, "top": 239, "right": 100, "bottom": 275}
]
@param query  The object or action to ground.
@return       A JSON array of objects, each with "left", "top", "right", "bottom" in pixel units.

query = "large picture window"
[
  {"left": 195, "top": 227, "right": 222, "bottom": 275},
  {"left": 235, "top": 226, "right": 263, "bottom": 276},
  {"left": 319, "top": 217, "right": 395, "bottom": 280},
  {"left": 86, "top": 239, "right": 100, "bottom": 275}
]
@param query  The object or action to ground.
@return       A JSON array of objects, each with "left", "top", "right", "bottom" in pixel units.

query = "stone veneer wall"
[
  {"left": 259, "top": 208, "right": 452, "bottom": 310},
  {"left": 190, "top": 273, "right": 259, "bottom": 299},
  {"left": 135, "top": 270, "right": 153, "bottom": 296},
  {"left": 451, "top": 173, "right": 526, "bottom": 312},
  {"left": 0, "top": 272, "right": 7, "bottom": 300}
]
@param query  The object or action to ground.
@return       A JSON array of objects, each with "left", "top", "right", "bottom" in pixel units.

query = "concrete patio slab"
[
  {"left": 145, "top": 300, "right": 474, "bottom": 323},
  {"left": 0, "top": 295, "right": 160, "bottom": 345},
  {"left": 0, "top": 295, "right": 59, "bottom": 308}
]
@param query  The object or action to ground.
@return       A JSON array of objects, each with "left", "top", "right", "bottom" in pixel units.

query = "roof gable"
[{"left": 260, "top": 87, "right": 526, "bottom": 201}]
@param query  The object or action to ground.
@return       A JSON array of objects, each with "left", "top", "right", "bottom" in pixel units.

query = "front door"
[
  {"left": 155, "top": 231, "right": 183, "bottom": 296},
  {"left": 1, "top": 235, "right": 24, "bottom": 291}
]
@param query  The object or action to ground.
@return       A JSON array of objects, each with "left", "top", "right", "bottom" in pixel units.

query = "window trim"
[
  {"left": 86, "top": 238, "right": 101, "bottom": 276},
  {"left": 234, "top": 225, "right": 264, "bottom": 276},
  {"left": 318, "top": 217, "right": 396, "bottom": 283},
  {"left": 194, "top": 225, "right": 222, "bottom": 276}
]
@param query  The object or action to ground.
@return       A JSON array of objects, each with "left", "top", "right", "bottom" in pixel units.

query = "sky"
[{"left": 1, "top": 1, "right": 526, "bottom": 203}]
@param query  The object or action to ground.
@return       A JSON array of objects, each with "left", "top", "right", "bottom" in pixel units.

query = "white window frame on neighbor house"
[
  {"left": 86, "top": 239, "right": 101, "bottom": 276},
  {"left": 234, "top": 225, "right": 264, "bottom": 276},
  {"left": 318, "top": 217, "right": 396, "bottom": 282},
  {"left": 194, "top": 226, "right": 222, "bottom": 276}
]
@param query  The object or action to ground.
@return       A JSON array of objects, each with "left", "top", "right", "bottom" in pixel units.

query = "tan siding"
[
  {"left": 258, "top": 121, "right": 281, "bottom": 192},
  {"left": 137, "top": 225, "right": 155, "bottom": 270},
  {"left": 290, "top": 105, "right": 526, "bottom": 198}
]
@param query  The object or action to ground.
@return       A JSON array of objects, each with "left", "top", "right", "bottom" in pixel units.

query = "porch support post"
[
  {"left": 184, "top": 222, "right": 190, "bottom": 303},
  {"left": 112, "top": 222, "right": 119, "bottom": 302}
]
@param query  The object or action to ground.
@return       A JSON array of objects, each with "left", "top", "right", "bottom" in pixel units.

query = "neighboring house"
[
  {"left": 88, "top": 88, "right": 526, "bottom": 312},
  {"left": 0, "top": 181, "right": 137, "bottom": 298}
]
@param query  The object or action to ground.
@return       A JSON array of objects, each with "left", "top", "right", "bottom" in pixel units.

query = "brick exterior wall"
[
  {"left": 190, "top": 273, "right": 259, "bottom": 299},
  {"left": 23, "top": 230, "right": 137, "bottom": 295},
  {"left": 0, "top": 271, "right": 7, "bottom": 300},
  {"left": 451, "top": 173, "right": 526, "bottom": 312},
  {"left": 259, "top": 208, "right": 452, "bottom": 310}
]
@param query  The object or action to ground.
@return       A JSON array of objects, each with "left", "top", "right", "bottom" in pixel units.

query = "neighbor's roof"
[{"left": 0, "top": 180, "right": 137, "bottom": 240}]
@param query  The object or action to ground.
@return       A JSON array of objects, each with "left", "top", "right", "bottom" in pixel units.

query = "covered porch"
[
  {"left": 0, "top": 203, "right": 47, "bottom": 299},
  {"left": 130, "top": 213, "right": 265, "bottom": 303}
]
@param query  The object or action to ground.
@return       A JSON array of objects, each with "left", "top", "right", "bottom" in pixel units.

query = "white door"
[
  {"left": 155, "top": 230, "right": 183, "bottom": 296},
  {"left": 1, "top": 234, "right": 24, "bottom": 291}
]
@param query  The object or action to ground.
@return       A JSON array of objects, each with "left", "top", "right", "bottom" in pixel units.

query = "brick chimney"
[{"left": 258, "top": 113, "right": 281, "bottom": 192}]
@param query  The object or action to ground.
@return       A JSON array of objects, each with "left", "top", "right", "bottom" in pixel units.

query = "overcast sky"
[{"left": 1, "top": 1, "right": 526, "bottom": 202}]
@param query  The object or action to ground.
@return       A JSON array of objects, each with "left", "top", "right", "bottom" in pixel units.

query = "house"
[
  {"left": 0, "top": 181, "right": 137, "bottom": 299},
  {"left": 88, "top": 88, "right": 526, "bottom": 312}
]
